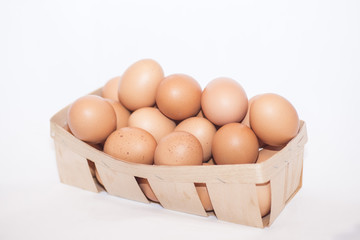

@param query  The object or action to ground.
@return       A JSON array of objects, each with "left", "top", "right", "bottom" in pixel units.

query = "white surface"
[{"left": 1, "top": 0, "right": 360, "bottom": 239}]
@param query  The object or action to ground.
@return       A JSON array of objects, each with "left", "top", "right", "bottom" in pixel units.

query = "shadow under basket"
[{"left": 50, "top": 88, "right": 308, "bottom": 228}]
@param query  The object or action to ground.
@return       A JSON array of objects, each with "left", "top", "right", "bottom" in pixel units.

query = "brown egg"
[
  {"left": 256, "top": 182, "right": 271, "bottom": 217},
  {"left": 212, "top": 123, "right": 258, "bottom": 165},
  {"left": 195, "top": 160, "right": 215, "bottom": 211},
  {"left": 67, "top": 95, "right": 117, "bottom": 143},
  {"left": 156, "top": 74, "right": 202, "bottom": 121},
  {"left": 128, "top": 107, "right": 176, "bottom": 143},
  {"left": 105, "top": 99, "right": 130, "bottom": 129},
  {"left": 195, "top": 182, "right": 213, "bottom": 211},
  {"left": 95, "top": 168, "right": 103, "bottom": 186},
  {"left": 250, "top": 93, "right": 300, "bottom": 147},
  {"left": 104, "top": 127, "right": 157, "bottom": 164},
  {"left": 87, "top": 160, "right": 96, "bottom": 177},
  {"left": 241, "top": 95, "right": 261, "bottom": 128},
  {"left": 201, "top": 77, "right": 248, "bottom": 126},
  {"left": 137, "top": 177, "right": 159, "bottom": 202},
  {"left": 154, "top": 131, "right": 203, "bottom": 166},
  {"left": 255, "top": 147, "right": 282, "bottom": 217},
  {"left": 205, "top": 158, "right": 215, "bottom": 165},
  {"left": 175, "top": 117, "right": 216, "bottom": 162},
  {"left": 119, "top": 59, "right": 164, "bottom": 111},
  {"left": 256, "top": 147, "right": 281, "bottom": 163},
  {"left": 102, "top": 76, "right": 121, "bottom": 101},
  {"left": 196, "top": 110, "right": 205, "bottom": 118}
]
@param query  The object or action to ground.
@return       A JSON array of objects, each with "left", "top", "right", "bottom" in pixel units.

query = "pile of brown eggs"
[{"left": 67, "top": 59, "right": 300, "bottom": 217}]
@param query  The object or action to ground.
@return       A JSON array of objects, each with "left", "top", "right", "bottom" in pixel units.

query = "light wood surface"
[
  {"left": 147, "top": 179, "right": 207, "bottom": 216},
  {"left": 207, "top": 182, "right": 263, "bottom": 228},
  {"left": 95, "top": 164, "right": 149, "bottom": 203}
]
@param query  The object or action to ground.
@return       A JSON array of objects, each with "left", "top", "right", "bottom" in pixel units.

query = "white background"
[{"left": 1, "top": 0, "right": 360, "bottom": 239}]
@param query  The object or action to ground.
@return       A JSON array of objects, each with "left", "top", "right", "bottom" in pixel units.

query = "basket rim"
[{"left": 50, "top": 87, "right": 308, "bottom": 184}]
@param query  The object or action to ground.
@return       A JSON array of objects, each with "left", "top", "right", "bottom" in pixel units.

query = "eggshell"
[
  {"left": 104, "top": 127, "right": 157, "bottom": 164},
  {"left": 118, "top": 59, "right": 164, "bottom": 111},
  {"left": 67, "top": 95, "right": 117, "bottom": 143},
  {"left": 212, "top": 123, "right": 258, "bottom": 164},
  {"left": 241, "top": 95, "right": 260, "bottom": 128},
  {"left": 195, "top": 160, "right": 215, "bottom": 211},
  {"left": 175, "top": 117, "right": 216, "bottom": 162},
  {"left": 195, "top": 182, "right": 213, "bottom": 211},
  {"left": 156, "top": 74, "right": 202, "bottom": 121},
  {"left": 102, "top": 76, "right": 121, "bottom": 101},
  {"left": 136, "top": 177, "right": 159, "bottom": 202},
  {"left": 201, "top": 77, "right": 248, "bottom": 126},
  {"left": 87, "top": 160, "right": 96, "bottom": 177},
  {"left": 128, "top": 107, "right": 176, "bottom": 143},
  {"left": 105, "top": 99, "right": 130, "bottom": 129},
  {"left": 154, "top": 131, "right": 203, "bottom": 166},
  {"left": 256, "top": 182, "right": 271, "bottom": 217},
  {"left": 255, "top": 147, "right": 283, "bottom": 217},
  {"left": 250, "top": 93, "right": 300, "bottom": 147},
  {"left": 95, "top": 168, "right": 103, "bottom": 186}
]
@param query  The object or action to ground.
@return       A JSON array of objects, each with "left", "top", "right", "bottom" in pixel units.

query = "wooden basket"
[{"left": 50, "top": 88, "right": 308, "bottom": 228}]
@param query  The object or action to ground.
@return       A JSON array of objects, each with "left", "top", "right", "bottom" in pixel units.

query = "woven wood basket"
[{"left": 50, "top": 88, "right": 308, "bottom": 228}]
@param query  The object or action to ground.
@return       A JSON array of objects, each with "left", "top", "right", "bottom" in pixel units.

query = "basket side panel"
[
  {"left": 54, "top": 140, "right": 99, "bottom": 192},
  {"left": 207, "top": 183, "right": 264, "bottom": 228},
  {"left": 95, "top": 164, "right": 149, "bottom": 203},
  {"left": 285, "top": 149, "right": 304, "bottom": 201},
  {"left": 147, "top": 179, "right": 207, "bottom": 217},
  {"left": 269, "top": 166, "right": 286, "bottom": 225}
]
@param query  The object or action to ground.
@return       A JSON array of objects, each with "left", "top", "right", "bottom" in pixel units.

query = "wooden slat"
[
  {"left": 54, "top": 141, "right": 99, "bottom": 192},
  {"left": 147, "top": 179, "right": 207, "bottom": 216},
  {"left": 207, "top": 182, "right": 263, "bottom": 228},
  {"left": 95, "top": 163, "right": 149, "bottom": 203},
  {"left": 269, "top": 167, "right": 286, "bottom": 225},
  {"left": 285, "top": 150, "right": 304, "bottom": 201}
]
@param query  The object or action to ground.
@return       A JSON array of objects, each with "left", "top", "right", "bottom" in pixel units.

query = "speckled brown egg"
[
  {"left": 102, "top": 76, "right": 121, "bottom": 101},
  {"left": 104, "top": 127, "right": 156, "bottom": 164},
  {"left": 128, "top": 107, "right": 176, "bottom": 143},
  {"left": 250, "top": 93, "right": 299, "bottom": 147},
  {"left": 175, "top": 117, "right": 216, "bottom": 162},
  {"left": 67, "top": 95, "right": 117, "bottom": 143},
  {"left": 156, "top": 74, "right": 202, "bottom": 121},
  {"left": 212, "top": 123, "right": 258, "bottom": 164},
  {"left": 201, "top": 77, "right": 248, "bottom": 126},
  {"left": 154, "top": 131, "right": 203, "bottom": 166},
  {"left": 118, "top": 59, "right": 164, "bottom": 111},
  {"left": 105, "top": 99, "right": 130, "bottom": 129}
]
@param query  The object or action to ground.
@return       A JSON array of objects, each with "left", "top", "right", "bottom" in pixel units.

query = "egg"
[
  {"left": 241, "top": 95, "right": 261, "bottom": 128},
  {"left": 137, "top": 177, "right": 159, "bottom": 202},
  {"left": 104, "top": 127, "right": 157, "bottom": 164},
  {"left": 256, "top": 182, "right": 271, "bottom": 217},
  {"left": 95, "top": 168, "right": 103, "bottom": 186},
  {"left": 105, "top": 99, "right": 130, "bottom": 129},
  {"left": 128, "top": 107, "right": 176, "bottom": 143},
  {"left": 102, "top": 76, "right": 121, "bottom": 101},
  {"left": 118, "top": 59, "right": 164, "bottom": 111},
  {"left": 67, "top": 95, "right": 117, "bottom": 143},
  {"left": 250, "top": 93, "right": 300, "bottom": 147},
  {"left": 175, "top": 117, "right": 216, "bottom": 162},
  {"left": 156, "top": 74, "right": 202, "bottom": 121},
  {"left": 255, "top": 147, "right": 282, "bottom": 217},
  {"left": 212, "top": 123, "right": 258, "bottom": 164},
  {"left": 154, "top": 131, "right": 203, "bottom": 166},
  {"left": 201, "top": 77, "right": 248, "bottom": 126},
  {"left": 195, "top": 160, "right": 215, "bottom": 211}
]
